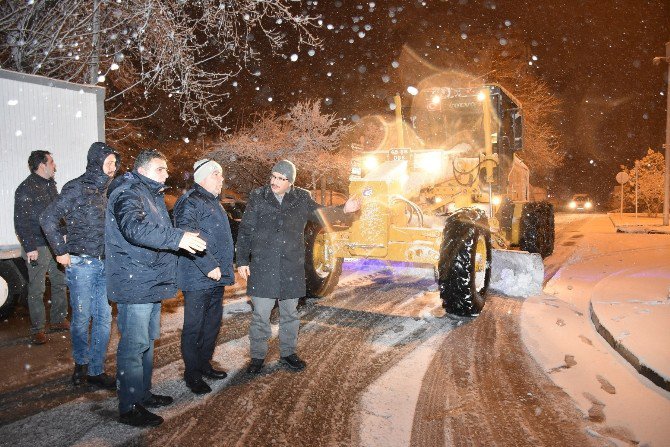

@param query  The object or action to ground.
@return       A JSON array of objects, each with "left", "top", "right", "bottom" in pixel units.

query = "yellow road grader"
[{"left": 304, "top": 84, "right": 554, "bottom": 316}]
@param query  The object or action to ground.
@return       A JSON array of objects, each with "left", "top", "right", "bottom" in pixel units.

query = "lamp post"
[{"left": 654, "top": 41, "right": 670, "bottom": 226}]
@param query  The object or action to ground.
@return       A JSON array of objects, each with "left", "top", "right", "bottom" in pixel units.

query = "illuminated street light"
[{"left": 653, "top": 41, "right": 670, "bottom": 226}]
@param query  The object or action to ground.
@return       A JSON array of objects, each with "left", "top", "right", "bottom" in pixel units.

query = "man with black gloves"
[
  {"left": 106, "top": 149, "right": 206, "bottom": 427},
  {"left": 236, "top": 160, "right": 360, "bottom": 375},
  {"left": 14, "top": 150, "right": 68, "bottom": 345},
  {"left": 40, "top": 142, "right": 119, "bottom": 389},
  {"left": 174, "top": 159, "right": 235, "bottom": 395}
]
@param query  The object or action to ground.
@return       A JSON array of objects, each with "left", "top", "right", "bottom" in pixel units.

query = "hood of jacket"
[{"left": 85, "top": 142, "right": 120, "bottom": 188}]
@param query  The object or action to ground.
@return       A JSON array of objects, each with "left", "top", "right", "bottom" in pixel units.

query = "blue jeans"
[
  {"left": 181, "top": 286, "right": 224, "bottom": 381},
  {"left": 66, "top": 256, "right": 111, "bottom": 375},
  {"left": 116, "top": 302, "right": 161, "bottom": 414}
]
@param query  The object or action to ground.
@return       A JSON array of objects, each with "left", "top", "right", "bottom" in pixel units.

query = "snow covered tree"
[
  {"left": 207, "top": 99, "right": 353, "bottom": 195},
  {"left": 620, "top": 149, "right": 665, "bottom": 216},
  {"left": 0, "top": 0, "right": 320, "bottom": 128}
]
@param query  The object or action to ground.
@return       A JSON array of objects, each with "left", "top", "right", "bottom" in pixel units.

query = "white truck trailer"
[{"left": 0, "top": 69, "right": 105, "bottom": 318}]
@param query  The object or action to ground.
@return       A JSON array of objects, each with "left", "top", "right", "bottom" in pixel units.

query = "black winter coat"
[
  {"left": 105, "top": 172, "right": 184, "bottom": 304},
  {"left": 236, "top": 185, "right": 344, "bottom": 299},
  {"left": 40, "top": 143, "right": 119, "bottom": 257},
  {"left": 14, "top": 173, "right": 59, "bottom": 252},
  {"left": 174, "top": 183, "right": 235, "bottom": 291}
]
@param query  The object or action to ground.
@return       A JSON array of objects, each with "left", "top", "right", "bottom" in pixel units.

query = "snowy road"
[{"left": 0, "top": 213, "right": 658, "bottom": 446}]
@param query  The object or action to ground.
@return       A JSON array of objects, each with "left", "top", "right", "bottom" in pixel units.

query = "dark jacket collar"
[
  {"left": 29, "top": 172, "right": 55, "bottom": 185},
  {"left": 193, "top": 182, "right": 218, "bottom": 200},
  {"left": 134, "top": 171, "right": 167, "bottom": 195},
  {"left": 262, "top": 184, "right": 296, "bottom": 209}
]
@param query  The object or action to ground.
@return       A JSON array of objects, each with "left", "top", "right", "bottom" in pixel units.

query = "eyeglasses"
[{"left": 270, "top": 174, "right": 289, "bottom": 183}]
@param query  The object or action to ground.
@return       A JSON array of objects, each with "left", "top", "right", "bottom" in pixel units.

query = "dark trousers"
[{"left": 181, "top": 286, "right": 224, "bottom": 381}]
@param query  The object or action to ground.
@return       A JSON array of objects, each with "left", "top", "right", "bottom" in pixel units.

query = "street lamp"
[{"left": 653, "top": 41, "right": 670, "bottom": 226}]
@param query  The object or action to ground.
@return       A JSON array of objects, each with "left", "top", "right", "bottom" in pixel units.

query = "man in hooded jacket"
[{"left": 40, "top": 142, "right": 119, "bottom": 389}]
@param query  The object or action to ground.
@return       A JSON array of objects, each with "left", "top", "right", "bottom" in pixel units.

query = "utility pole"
[
  {"left": 635, "top": 160, "right": 639, "bottom": 219},
  {"left": 654, "top": 41, "right": 670, "bottom": 226}
]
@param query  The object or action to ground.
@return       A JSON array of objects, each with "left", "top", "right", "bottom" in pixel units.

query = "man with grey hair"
[
  {"left": 106, "top": 149, "right": 206, "bottom": 427},
  {"left": 236, "top": 159, "right": 360, "bottom": 375},
  {"left": 175, "top": 159, "right": 235, "bottom": 395}
]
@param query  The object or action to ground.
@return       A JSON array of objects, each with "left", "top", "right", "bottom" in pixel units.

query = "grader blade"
[{"left": 489, "top": 249, "right": 544, "bottom": 297}]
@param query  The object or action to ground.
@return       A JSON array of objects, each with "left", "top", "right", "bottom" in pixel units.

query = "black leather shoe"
[
  {"left": 280, "top": 353, "right": 306, "bottom": 371},
  {"left": 246, "top": 358, "right": 264, "bottom": 375},
  {"left": 142, "top": 393, "right": 174, "bottom": 408},
  {"left": 72, "top": 364, "right": 88, "bottom": 386},
  {"left": 202, "top": 366, "right": 227, "bottom": 380},
  {"left": 119, "top": 403, "right": 163, "bottom": 427},
  {"left": 87, "top": 372, "right": 116, "bottom": 390},
  {"left": 186, "top": 378, "right": 212, "bottom": 395}
]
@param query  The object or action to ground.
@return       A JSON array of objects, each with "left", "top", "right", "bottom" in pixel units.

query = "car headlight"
[
  {"left": 584, "top": 202, "right": 592, "bottom": 209},
  {"left": 569, "top": 201, "right": 577, "bottom": 209}
]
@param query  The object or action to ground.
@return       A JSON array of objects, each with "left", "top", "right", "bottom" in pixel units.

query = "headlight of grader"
[{"left": 364, "top": 155, "right": 379, "bottom": 171}]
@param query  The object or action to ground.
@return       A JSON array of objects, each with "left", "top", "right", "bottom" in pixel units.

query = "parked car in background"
[{"left": 568, "top": 194, "right": 593, "bottom": 212}]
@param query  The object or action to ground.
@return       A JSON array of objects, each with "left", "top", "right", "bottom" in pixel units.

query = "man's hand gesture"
[
  {"left": 238, "top": 265, "right": 250, "bottom": 280},
  {"left": 207, "top": 267, "right": 222, "bottom": 281},
  {"left": 343, "top": 196, "right": 361, "bottom": 214},
  {"left": 179, "top": 232, "right": 206, "bottom": 254},
  {"left": 56, "top": 253, "right": 71, "bottom": 267}
]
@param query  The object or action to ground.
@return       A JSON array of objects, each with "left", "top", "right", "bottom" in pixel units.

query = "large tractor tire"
[
  {"left": 304, "top": 221, "right": 343, "bottom": 298},
  {"left": 438, "top": 208, "right": 492, "bottom": 317},
  {"left": 520, "top": 202, "right": 555, "bottom": 259},
  {"left": 0, "top": 259, "right": 28, "bottom": 320}
]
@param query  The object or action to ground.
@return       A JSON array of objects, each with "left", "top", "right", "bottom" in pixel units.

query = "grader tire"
[
  {"left": 520, "top": 202, "right": 555, "bottom": 259},
  {"left": 304, "top": 221, "right": 343, "bottom": 298},
  {"left": 541, "top": 202, "right": 555, "bottom": 258},
  {"left": 438, "top": 209, "right": 492, "bottom": 317}
]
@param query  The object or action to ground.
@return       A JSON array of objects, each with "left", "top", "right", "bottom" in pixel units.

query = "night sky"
[{"left": 179, "top": 0, "right": 669, "bottom": 204}]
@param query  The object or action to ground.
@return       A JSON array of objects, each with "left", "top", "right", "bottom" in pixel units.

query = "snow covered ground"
[
  {"left": 1, "top": 213, "right": 669, "bottom": 446},
  {"left": 521, "top": 213, "right": 670, "bottom": 446}
]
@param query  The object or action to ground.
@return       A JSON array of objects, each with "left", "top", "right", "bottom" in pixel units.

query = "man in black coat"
[
  {"left": 14, "top": 150, "right": 68, "bottom": 345},
  {"left": 106, "top": 149, "right": 206, "bottom": 427},
  {"left": 175, "top": 159, "right": 235, "bottom": 394},
  {"left": 236, "top": 160, "right": 359, "bottom": 374},
  {"left": 40, "top": 142, "right": 119, "bottom": 389}
]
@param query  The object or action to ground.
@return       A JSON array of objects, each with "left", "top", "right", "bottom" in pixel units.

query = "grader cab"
[{"left": 305, "top": 84, "right": 554, "bottom": 316}]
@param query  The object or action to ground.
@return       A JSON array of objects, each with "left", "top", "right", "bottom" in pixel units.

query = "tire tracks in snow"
[{"left": 409, "top": 295, "right": 604, "bottom": 447}]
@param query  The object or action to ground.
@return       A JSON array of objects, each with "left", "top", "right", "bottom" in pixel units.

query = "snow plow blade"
[{"left": 489, "top": 249, "right": 544, "bottom": 297}]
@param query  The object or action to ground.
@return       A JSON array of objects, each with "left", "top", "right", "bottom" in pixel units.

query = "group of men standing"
[{"left": 14, "top": 144, "right": 359, "bottom": 428}]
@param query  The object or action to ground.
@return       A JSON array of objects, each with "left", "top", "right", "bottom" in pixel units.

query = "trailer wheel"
[
  {"left": 0, "top": 259, "right": 28, "bottom": 320},
  {"left": 438, "top": 209, "right": 492, "bottom": 316},
  {"left": 305, "top": 221, "right": 343, "bottom": 298},
  {"left": 520, "top": 202, "right": 554, "bottom": 259}
]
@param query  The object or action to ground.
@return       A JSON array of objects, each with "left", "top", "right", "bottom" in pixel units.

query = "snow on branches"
[
  {"left": 208, "top": 99, "right": 353, "bottom": 195},
  {"left": 0, "top": 0, "right": 320, "bottom": 127}
]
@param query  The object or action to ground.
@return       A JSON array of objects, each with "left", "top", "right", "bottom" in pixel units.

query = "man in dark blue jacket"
[
  {"left": 175, "top": 159, "right": 235, "bottom": 395},
  {"left": 14, "top": 150, "right": 68, "bottom": 345},
  {"left": 106, "top": 149, "right": 206, "bottom": 427},
  {"left": 40, "top": 142, "right": 119, "bottom": 389}
]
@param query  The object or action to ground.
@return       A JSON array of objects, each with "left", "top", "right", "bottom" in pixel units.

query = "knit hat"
[
  {"left": 272, "top": 159, "right": 296, "bottom": 183},
  {"left": 193, "top": 159, "right": 223, "bottom": 184}
]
